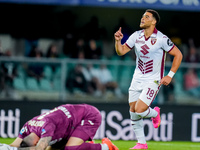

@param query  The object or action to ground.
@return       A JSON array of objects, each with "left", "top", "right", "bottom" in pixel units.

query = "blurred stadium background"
[{"left": 0, "top": 0, "right": 200, "bottom": 146}]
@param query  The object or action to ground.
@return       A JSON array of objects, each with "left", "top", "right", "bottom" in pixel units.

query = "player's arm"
[
  {"left": 168, "top": 45, "right": 183, "bottom": 73},
  {"left": 114, "top": 27, "right": 131, "bottom": 56},
  {"left": 10, "top": 137, "right": 23, "bottom": 147},
  {"left": 17, "top": 136, "right": 52, "bottom": 150},
  {"left": 159, "top": 45, "right": 183, "bottom": 86}
]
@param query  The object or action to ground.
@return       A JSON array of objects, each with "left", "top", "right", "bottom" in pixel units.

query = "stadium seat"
[
  {"left": 39, "top": 78, "right": 53, "bottom": 91},
  {"left": 53, "top": 78, "right": 61, "bottom": 91},
  {"left": 174, "top": 82, "right": 183, "bottom": 95},
  {"left": 26, "top": 77, "right": 40, "bottom": 91},
  {"left": 53, "top": 66, "right": 61, "bottom": 78},
  {"left": 13, "top": 77, "right": 26, "bottom": 91},
  {"left": 43, "top": 65, "right": 53, "bottom": 80},
  {"left": 17, "top": 65, "right": 27, "bottom": 78},
  {"left": 110, "top": 55, "right": 120, "bottom": 61},
  {"left": 119, "top": 66, "right": 133, "bottom": 93},
  {"left": 123, "top": 55, "right": 132, "bottom": 61},
  {"left": 174, "top": 70, "right": 183, "bottom": 83},
  {"left": 108, "top": 63, "right": 120, "bottom": 81}
]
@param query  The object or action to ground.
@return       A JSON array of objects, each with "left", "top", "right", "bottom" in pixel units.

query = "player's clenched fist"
[{"left": 114, "top": 27, "right": 123, "bottom": 41}]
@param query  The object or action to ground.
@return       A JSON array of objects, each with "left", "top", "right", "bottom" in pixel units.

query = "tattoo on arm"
[{"left": 18, "top": 137, "right": 52, "bottom": 150}]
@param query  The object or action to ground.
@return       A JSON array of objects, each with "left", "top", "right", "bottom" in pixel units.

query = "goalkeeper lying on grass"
[{"left": 0, "top": 103, "right": 118, "bottom": 150}]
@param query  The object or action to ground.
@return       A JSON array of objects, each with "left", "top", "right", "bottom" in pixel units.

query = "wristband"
[{"left": 168, "top": 71, "right": 175, "bottom": 78}]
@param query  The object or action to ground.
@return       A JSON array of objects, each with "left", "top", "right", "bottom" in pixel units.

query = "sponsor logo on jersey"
[
  {"left": 151, "top": 38, "right": 157, "bottom": 45},
  {"left": 20, "top": 126, "right": 27, "bottom": 135},
  {"left": 140, "top": 55, "right": 150, "bottom": 59},
  {"left": 136, "top": 39, "right": 145, "bottom": 44},
  {"left": 41, "top": 129, "right": 46, "bottom": 135},
  {"left": 140, "top": 44, "right": 149, "bottom": 55}
]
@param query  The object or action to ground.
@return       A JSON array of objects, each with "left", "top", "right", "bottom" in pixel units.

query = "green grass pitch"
[{"left": 1, "top": 138, "right": 200, "bottom": 150}]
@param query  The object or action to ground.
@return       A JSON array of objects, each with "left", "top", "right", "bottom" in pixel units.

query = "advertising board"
[{"left": 0, "top": 101, "right": 200, "bottom": 141}]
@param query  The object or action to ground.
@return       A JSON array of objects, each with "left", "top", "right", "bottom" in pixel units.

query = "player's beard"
[
  {"left": 140, "top": 23, "right": 150, "bottom": 29},
  {"left": 140, "top": 24, "right": 146, "bottom": 29}
]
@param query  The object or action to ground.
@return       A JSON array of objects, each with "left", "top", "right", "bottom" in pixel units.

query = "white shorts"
[{"left": 128, "top": 79, "right": 160, "bottom": 106}]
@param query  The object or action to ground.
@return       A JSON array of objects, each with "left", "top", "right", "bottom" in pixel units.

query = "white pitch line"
[{"left": 149, "top": 143, "right": 200, "bottom": 148}]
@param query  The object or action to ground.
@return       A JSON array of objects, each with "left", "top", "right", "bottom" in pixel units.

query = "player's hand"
[
  {"left": 159, "top": 75, "right": 172, "bottom": 87},
  {"left": 114, "top": 27, "right": 123, "bottom": 41}
]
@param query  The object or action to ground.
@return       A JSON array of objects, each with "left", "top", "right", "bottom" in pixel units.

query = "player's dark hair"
[
  {"left": 146, "top": 9, "right": 160, "bottom": 25},
  {"left": 20, "top": 141, "right": 29, "bottom": 147}
]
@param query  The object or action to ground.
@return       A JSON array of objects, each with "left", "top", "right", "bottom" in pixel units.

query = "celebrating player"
[
  {"left": 0, "top": 104, "right": 118, "bottom": 150},
  {"left": 114, "top": 9, "right": 182, "bottom": 149}
]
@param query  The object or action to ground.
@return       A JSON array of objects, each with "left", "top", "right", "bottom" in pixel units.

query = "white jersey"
[{"left": 125, "top": 28, "right": 174, "bottom": 82}]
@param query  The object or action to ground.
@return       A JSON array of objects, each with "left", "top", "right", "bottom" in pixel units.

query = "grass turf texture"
[{"left": 1, "top": 138, "right": 200, "bottom": 150}]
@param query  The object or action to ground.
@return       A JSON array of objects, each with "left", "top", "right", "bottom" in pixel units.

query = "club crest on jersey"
[{"left": 151, "top": 38, "right": 157, "bottom": 45}]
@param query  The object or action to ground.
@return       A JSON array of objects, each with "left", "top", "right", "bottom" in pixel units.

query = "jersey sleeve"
[
  {"left": 18, "top": 123, "right": 29, "bottom": 139},
  {"left": 125, "top": 31, "right": 137, "bottom": 49},
  {"left": 161, "top": 35, "right": 174, "bottom": 53},
  {"left": 40, "top": 122, "right": 56, "bottom": 138}
]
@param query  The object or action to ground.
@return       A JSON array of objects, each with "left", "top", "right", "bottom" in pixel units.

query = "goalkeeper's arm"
[{"left": 0, "top": 137, "right": 52, "bottom": 150}]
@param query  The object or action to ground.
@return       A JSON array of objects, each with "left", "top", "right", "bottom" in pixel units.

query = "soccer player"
[
  {"left": 114, "top": 9, "right": 182, "bottom": 149},
  {"left": 0, "top": 104, "right": 118, "bottom": 150}
]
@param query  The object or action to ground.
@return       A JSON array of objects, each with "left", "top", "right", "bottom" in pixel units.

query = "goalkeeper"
[{"left": 0, "top": 104, "right": 118, "bottom": 150}]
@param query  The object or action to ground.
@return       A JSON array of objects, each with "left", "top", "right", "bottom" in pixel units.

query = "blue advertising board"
[
  {"left": 0, "top": 0, "right": 200, "bottom": 11},
  {"left": 0, "top": 0, "right": 79, "bottom": 5},
  {"left": 83, "top": 0, "right": 200, "bottom": 11}
]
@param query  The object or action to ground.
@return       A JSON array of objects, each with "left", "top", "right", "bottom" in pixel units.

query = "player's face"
[{"left": 140, "top": 12, "right": 156, "bottom": 29}]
